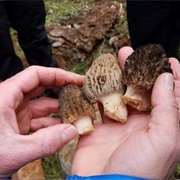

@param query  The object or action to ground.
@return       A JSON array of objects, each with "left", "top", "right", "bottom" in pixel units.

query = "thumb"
[
  {"left": 118, "top": 46, "right": 134, "bottom": 69},
  {"left": 15, "top": 124, "right": 77, "bottom": 169},
  {"left": 150, "top": 73, "right": 179, "bottom": 131}
]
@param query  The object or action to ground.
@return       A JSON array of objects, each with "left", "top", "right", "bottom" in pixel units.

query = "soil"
[{"left": 47, "top": 0, "right": 130, "bottom": 73}]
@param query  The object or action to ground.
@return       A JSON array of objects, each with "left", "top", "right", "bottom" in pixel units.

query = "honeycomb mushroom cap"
[
  {"left": 84, "top": 53, "right": 125, "bottom": 102},
  {"left": 123, "top": 44, "right": 173, "bottom": 90},
  {"left": 59, "top": 84, "right": 95, "bottom": 124}
]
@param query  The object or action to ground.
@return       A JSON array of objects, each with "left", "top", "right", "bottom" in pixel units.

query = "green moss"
[
  {"left": 70, "top": 61, "right": 85, "bottom": 74},
  {"left": 42, "top": 152, "right": 67, "bottom": 179},
  {"left": 45, "top": 0, "right": 94, "bottom": 23},
  {"left": 10, "top": 29, "right": 25, "bottom": 60}
]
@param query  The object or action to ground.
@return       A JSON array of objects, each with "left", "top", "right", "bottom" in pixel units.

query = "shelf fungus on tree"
[
  {"left": 122, "top": 44, "right": 173, "bottom": 111},
  {"left": 84, "top": 53, "right": 127, "bottom": 123},
  {"left": 59, "top": 84, "right": 95, "bottom": 135}
]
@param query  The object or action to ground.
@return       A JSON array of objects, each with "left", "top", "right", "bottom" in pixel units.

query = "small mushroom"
[
  {"left": 122, "top": 44, "right": 173, "bottom": 111},
  {"left": 84, "top": 53, "right": 127, "bottom": 123},
  {"left": 59, "top": 84, "right": 95, "bottom": 135}
]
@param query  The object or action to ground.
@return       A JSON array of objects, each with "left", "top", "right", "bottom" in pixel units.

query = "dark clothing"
[
  {"left": 0, "top": 1, "right": 57, "bottom": 80},
  {"left": 126, "top": 1, "right": 180, "bottom": 59}
]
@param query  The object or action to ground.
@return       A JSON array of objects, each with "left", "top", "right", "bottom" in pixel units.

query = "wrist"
[{"left": 66, "top": 174, "right": 151, "bottom": 180}]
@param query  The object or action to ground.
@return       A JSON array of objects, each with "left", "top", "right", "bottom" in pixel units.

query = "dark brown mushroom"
[
  {"left": 59, "top": 84, "right": 95, "bottom": 135},
  {"left": 122, "top": 44, "right": 173, "bottom": 111}
]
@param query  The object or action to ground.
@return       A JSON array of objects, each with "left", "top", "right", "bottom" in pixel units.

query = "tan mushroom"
[
  {"left": 84, "top": 53, "right": 127, "bottom": 123},
  {"left": 122, "top": 44, "right": 173, "bottom": 111},
  {"left": 59, "top": 84, "right": 95, "bottom": 135}
]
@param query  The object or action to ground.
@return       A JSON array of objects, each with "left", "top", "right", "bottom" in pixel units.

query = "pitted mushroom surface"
[
  {"left": 59, "top": 84, "right": 95, "bottom": 135},
  {"left": 122, "top": 44, "right": 172, "bottom": 111},
  {"left": 84, "top": 53, "right": 127, "bottom": 123}
]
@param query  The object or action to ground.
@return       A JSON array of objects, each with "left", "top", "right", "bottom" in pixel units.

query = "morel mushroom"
[
  {"left": 59, "top": 84, "right": 95, "bottom": 135},
  {"left": 122, "top": 44, "right": 172, "bottom": 111},
  {"left": 84, "top": 53, "right": 127, "bottom": 123}
]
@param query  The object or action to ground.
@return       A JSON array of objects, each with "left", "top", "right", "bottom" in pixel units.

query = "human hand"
[
  {"left": 71, "top": 47, "right": 180, "bottom": 179},
  {"left": 0, "top": 66, "right": 84, "bottom": 178}
]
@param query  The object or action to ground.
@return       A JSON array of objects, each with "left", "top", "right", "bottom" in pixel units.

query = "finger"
[
  {"left": 169, "top": 58, "right": 180, "bottom": 119},
  {"left": 169, "top": 57, "right": 180, "bottom": 80},
  {"left": 150, "top": 73, "right": 179, "bottom": 131},
  {"left": 25, "top": 86, "right": 46, "bottom": 98},
  {"left": 10, "top": 124, "right": 78, "bottom": 173},
  {"left": 28, "top": 97, "right": 59, "bottom": 118},
  {"left": 30, "top": 117, "right": 61, "bottom": 131},
  {"left": 173, "top": 77, "right": 180, "bottom": 112},
  {"left": 5, "top": 66, "right": 84, "bottom": 94},
  {"left": 118, "top": 46, "right": 134, "bottom": 69}
]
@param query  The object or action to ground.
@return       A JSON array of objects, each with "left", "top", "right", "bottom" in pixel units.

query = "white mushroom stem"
[
  {"left": 98, "top": 92, "right": 128, "bottom": 123},
  {"left": 122, "top": 84, "right": 151, "bottom": 111},
  {"left": 73, "top": 116, "right": 94, "bottom": 135}
]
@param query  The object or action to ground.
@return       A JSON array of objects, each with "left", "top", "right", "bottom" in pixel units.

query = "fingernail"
[
  {"left": 165, "top": 73, "right": 174, "bottom": 90},
  {"left": 61, "top": 126, "right": 78, "bottom": 142}
]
